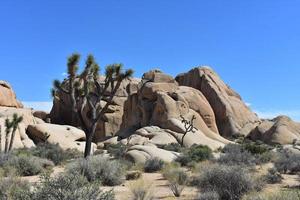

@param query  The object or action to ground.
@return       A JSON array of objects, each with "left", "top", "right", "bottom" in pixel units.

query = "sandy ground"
[
  {"left": 20, "top": 167, "right": 198, "bottom": 199},
  {"left": 18, "top": 163, "right": 300, "bottom": 200},
  {"left": 102, "top": 172, "right": 198, "bottom": 200}
]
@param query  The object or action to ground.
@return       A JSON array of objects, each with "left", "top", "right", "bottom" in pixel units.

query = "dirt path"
[{"left": 102, "top": 173, "right": 198, "bottom": 200}]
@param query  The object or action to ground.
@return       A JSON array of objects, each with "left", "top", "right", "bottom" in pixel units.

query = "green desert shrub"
[
  {"left": 162, "top": 165, "right": 188, "bottom": 197},
  {"left": 32, "top": 143, "right": 81, "bottom": 165},
  {"left": 130, "top": 179, "right": 154, "bottom": 200},
  {"left": 256, "top": 151, "right": 274, "bottom": 164},
  {"left": 67, "top": 155, "right": 125, "bottom": 186},
  {"left": 176, "top": 145, "right": 213, "bottom": 166},
  {"left": 264, "top": 168, "right": 283, "bottom": 184},
  {"left": 144, "top": 158, "right": 164, "bottom": 173},
  {"left": 126, "top": 170, "right": 142, "bottom": 180},
  {"left": 218, "top": 144, "right": 256, "bottom": 166},
  {"left": 27, "top": 173, "right": 115, "bottom": 200},
  {"left": 5, "top": 155, "right": 53, "bottom": 176},
  {"left": 160, "top": 143, "right": 183, "bottom": 152},
  {"left": 107, "top": 143, "right": 128, "bottom": 159},
  {"left": 274, "top": 149, "right": 300, "bottom": 174},
  {"left": 242, "top": 141, "right": 271, "bottom": 155},
  {"left": 0, "top": 174, "right": 31, "bottom": 200},
  {"left": 197, "top": 164, "right": 261, "bottom": 200}
]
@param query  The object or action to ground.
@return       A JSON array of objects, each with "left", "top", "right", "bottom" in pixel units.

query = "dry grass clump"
[
  {"left": 129, "top": 179, "right": 154, "bottom": 200},
  {"left": 162, "top": 163, "right": 188, "bottom": 197}
]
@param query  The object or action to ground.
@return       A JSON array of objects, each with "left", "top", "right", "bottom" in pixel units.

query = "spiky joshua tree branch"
[
  {"left": 180, "top": 115, "right": 198, "bottom": 146},
  {"left": 2, "top": 113, "right": 23, "bottom": 153},
  {"left": 52, "top": 53, "right": 133, "bottom": 157}
]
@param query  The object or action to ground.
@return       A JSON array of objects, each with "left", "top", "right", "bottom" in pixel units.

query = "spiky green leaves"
[
  {"left": 5, "top": 113, "right": 23, "bottom": 131},
  {"left": 67, "top": 53, "right": 80, "bottom": 77},
  {"left": 104, "top": 63, "right": 133, "bottom": 81},
  {"left": 53, "top": 79, "right": 61, "bottom": 90}
]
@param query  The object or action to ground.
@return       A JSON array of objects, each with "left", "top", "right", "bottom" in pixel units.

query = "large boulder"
[
  {"left": 0, "top": 107, "right": 39, "bottom": 150},
  {"left": 0, "top": 81, "right": 23, "bottom": 108},
  {"left": 126, "top": 144, "right": 179, "bottom": 163},
  {"left": 176, "top": 67, "right": 260, "bottom": 137},
  {"left": 50, "top": 77, "right": 140, "bottom": 141},
  {"left": 26, "top": 123, "right": 96, "bottom": 153},
  {"left": 248, "top": 116, "right": 300, "bottom": 145},
  {"left": 120, "top": 70, "right": 230, "bottom": 150}
]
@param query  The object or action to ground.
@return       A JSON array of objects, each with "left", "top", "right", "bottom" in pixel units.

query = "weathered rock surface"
[
  {"left": 27, "top": 123, "right": 96, "bottom": 153},
  {"left": 126, "top": 144, "right": 179, "bottom": 163},
  {"left": 120, "top": 70, "right": 230, "bottom": 152},
  {"left": 176, "top": 67, "right": 260, "bottom": 137},
  {"left": 33, "top": 110, "right": 49, "bottom": 122},
  {"left": 0, "top": 81, "right": 23, "bottom": 108},
  {"left": 0, "top": 107, "right": 38, "bottom": 150},
  {"left": 248, "top": 116, "right": 300, "bottom": 145}
]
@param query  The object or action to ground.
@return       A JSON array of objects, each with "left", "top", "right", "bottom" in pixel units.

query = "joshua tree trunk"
[
  {"left": 84, "top": 122, "right": 98, "bottom": 157},
  {"left": 4, "top": 129, "right": 10, "bottom": 154},
  {"left": 8, "top": 126, "right": 17, "bottom": 152}
]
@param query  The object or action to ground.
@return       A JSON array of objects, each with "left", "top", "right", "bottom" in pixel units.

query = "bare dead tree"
[{"left": 180, "top": 115, "right": 198, "bottom": 146}]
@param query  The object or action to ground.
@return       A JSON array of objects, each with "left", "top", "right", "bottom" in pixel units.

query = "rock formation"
[
  {"left": 2, "top": 66, "right": 300, "bottom": 163},
  {"left": 176, "top": 67, "right": 260, "bottom": 137},
  {"left": 0, "top": 107, "right": 39, "bottom": 150},
  {"left": 27, "top": 123, "right": 96, "bottom": 153},
  {"left": 248, "top": 115, "right": 300, "bottom": 145},
  {"left": 0, "top": 81, "right": 23, "bottom": 108},
  {"left": 0, "top": 80, "right": 95, "bottom": 153},
  {"left": 119, "top": 69, "right": 230, "bottom": 151}
]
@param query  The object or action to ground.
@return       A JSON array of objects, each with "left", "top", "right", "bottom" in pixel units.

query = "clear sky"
[{"left": 0, "top": 0, "right": 300, "bottom": 121}]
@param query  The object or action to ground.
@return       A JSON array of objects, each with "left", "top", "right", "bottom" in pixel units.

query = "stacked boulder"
[{"left": 0, "top": 80, "right": 95, "bottom": 153}]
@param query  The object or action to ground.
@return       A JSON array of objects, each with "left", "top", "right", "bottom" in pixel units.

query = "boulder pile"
[{"left": 1, "top": 66, "right": 299, "bottom": 162}]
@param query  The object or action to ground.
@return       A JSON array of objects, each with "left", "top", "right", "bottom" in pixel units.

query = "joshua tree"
[
  {"left": 4, "top": 113, "right": 23, "bottom": 153},
  {"left": 180, "top": 115, "right": 198, "bottom": 146},
  {"left": 52, "top": 53, "right": 133, "bottom": 157}
]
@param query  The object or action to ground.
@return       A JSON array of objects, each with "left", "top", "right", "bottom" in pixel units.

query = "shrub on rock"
[{"left": 144, "top": 158, "right": 164, "bottom": 173}]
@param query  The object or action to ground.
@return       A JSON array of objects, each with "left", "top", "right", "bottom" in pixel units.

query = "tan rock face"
[
  {"left": 120, "top": 70, "right": 230, "bottom": 150},
  {"left": 0, "top": 81, "right": 23, "bottom": 108},
  {"left": 175, "top": 67, "right": 260, "bottom": 137},
  {"left": 248, "top": 116, "right": 300, "bottom": 145},
  {"left": 126, "top": 144, "right": 179, "bottom": 163},
  {"left": 26, "top": 123, "right": 96, "bottom": 153},
  {"left": 0, "top": 107, "right": 39, "bottom": 150}
]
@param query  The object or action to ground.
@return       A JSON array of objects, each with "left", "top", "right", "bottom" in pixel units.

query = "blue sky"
[{"left": 0, "top": 0, "right": 300, "bottom": 121}]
